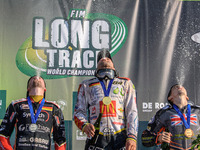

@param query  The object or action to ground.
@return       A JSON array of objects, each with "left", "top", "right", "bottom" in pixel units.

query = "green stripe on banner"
[
  {"left": 65, "top": 121, "right": 72, "bottom": 150},
  {"left": 72, "top": 92, "right": 78, "bottom": 119},
  {"left": 0, "top": 90, "right": 6, "bottom": 119}
]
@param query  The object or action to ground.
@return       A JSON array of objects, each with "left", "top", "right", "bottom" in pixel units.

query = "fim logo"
[{"left": 76, "top": 130, "right": 87, "bottom": 140}]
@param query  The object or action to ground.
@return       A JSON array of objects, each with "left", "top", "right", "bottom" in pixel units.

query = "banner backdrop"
[{"left": 1, "top": 0, "right": 200, "bottom": 149}]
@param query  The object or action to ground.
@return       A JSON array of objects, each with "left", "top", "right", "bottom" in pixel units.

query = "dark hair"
[
  {"left": 26, "top": 76, "right": 46, "bottom": 98},
  {"left": 167, "top": 84, "right": 178, "bottom": 105}
]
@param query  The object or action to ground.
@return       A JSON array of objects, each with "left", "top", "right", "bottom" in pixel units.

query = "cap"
[{"left": 97, "top": 49, "right": 112, "bottom": 63}]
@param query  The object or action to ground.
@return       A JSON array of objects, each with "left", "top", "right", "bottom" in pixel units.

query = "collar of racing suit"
[{"left": 30, "top": 95, "right": 44, "bottom": 102}]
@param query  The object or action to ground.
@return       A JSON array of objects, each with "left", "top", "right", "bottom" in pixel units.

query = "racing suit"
[
  {"left": 141, "top": 104, "right": 200, "bottom": 150},
  {"left": 74, "top": 77, "right": 138, "bottom": 150},
  {"left": 0, "top": 98, "right": 66, "bottom": 150}
]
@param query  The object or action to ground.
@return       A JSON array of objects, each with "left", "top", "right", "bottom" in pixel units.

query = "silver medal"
[{"left": 29, "top": 124, "right": 38, "bottom": 132}]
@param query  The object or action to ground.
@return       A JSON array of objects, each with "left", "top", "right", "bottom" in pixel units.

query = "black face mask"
[{"left": 96, "top": 69, "right": 116, "bottom": 80}]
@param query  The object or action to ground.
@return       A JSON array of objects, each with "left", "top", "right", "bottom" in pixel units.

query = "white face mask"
[{"left": 96, "top": 69, "right": 116, "bottom": 80}]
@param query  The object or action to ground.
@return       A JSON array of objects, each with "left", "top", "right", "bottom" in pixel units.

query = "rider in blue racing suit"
[{"left": 142, "top": 84, "right": 200, "bottom": 150}]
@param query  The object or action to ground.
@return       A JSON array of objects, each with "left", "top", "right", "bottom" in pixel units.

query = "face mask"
[{"left": 96, "top": 69, "right": 116, "bottom": 80}]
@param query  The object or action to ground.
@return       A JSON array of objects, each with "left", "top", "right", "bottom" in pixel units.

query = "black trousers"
[{"left": 85, "top": 130, "right": 127, "bottom": 150}]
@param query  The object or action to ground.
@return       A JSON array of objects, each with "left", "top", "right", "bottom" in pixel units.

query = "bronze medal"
[
  {"left": 184, "top": 128, "right": 194, "bottom": 138},
  {"left": 102, "top": 97, "right": 111, "bottom": 105}
]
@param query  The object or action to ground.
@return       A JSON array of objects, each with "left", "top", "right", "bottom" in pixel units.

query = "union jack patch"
[{"left": 170, "top": 114, "right": 197, "bottom": 126}]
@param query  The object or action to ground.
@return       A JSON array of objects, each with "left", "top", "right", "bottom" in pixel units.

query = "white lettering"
[
  {"left": 71, "top": 50, "right": 82, "bottom": 68},
  {"left": 83, "top": 50, "right": 94, "bottom": 68},
  {"left": 155, "top": 103, "right": 159, "bottom": 109},
  {"left": 143, "top": 103, "right": 148, "bottom": 109},
  {"left": 70, "top": 10, "right": 76, "bottom": 18},
  {"left": 59, "top": 50, "right": 70, "bottom": 67},
  {"left": 51, "top": 19, "right": 69, "bottom": 48},
  {"left": 71, "top": 20, "right": 90, "bottom": 48},
  {"left": 79, "top": 11, "right": 86, "bottom": 17},
  {"left": 46, "top": 49, "right": 57, "bottom": 67},
  {"left": 33, "top": 18, "right": 110, "bottom": 50},
  {"left": 70, "top": 10, "right": 86, "bottom": 18},
  {"left": 92, "top": 20, "right": 110, "bottom": 49},
  {"left": 33, "top": 18, "right": 50, "bottom": 48},
  {"left": 155, "top": 102, "right": 168, "bottom": 109}
]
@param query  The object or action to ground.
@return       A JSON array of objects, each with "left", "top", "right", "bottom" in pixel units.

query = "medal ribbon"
[
  {"left": 99, "top": 79, "right": 114, "bottom": 113},
  {"left": 173, "top": 104, "right": 191, "bottom": 129},
  {"left": 27, "top": 96, "right": 45, "bottom": 124},
  {"left": 99, "top": 79, "right": 114, "bottom": 97}
]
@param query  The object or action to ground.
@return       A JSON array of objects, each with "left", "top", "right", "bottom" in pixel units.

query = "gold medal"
[
  {"left": 102, "top": 97, "right": 112, "bottom": 105},
  {"left": 184, "top": 128, "right": 194, "bottom": 138}
]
